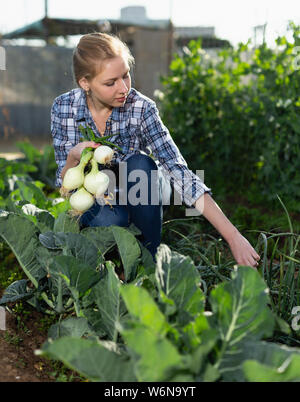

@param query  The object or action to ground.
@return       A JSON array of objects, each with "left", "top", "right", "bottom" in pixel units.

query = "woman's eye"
[{"left": 105, "top": 82, "right": 114, "bottom": 87}]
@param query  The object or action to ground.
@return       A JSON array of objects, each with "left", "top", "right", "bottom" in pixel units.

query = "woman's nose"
[{"left": 118, "top": 79, "right": 128, "bottom": 93}]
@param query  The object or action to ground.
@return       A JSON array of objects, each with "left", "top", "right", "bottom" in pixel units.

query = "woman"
[{"left": 51, "top": 32, "right": 260, "bottom": 268}]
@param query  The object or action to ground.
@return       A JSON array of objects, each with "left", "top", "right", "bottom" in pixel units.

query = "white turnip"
[
  {"left": 93, "top": 145, "right": 114, "bottom": 165},
  {"left": 60, "top": 150, "right": 93, "bottom": 197},
  {"left": 69, "top": 186, "right": 95, "bottom": 215},
  {"left": 84, "top": 158, "right": 110, "bottom": 195}
]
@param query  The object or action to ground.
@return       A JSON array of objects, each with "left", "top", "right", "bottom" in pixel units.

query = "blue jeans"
[{"left": 80, "top": 153, "right": 163, "bottom": 259}]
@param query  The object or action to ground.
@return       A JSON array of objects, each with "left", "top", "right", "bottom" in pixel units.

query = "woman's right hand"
[
  {"left": 68, "top": 141, "right": 100, "bottom": 164},
  {"left": 61, "top": 141, "right": 100, "bottom": 181}
]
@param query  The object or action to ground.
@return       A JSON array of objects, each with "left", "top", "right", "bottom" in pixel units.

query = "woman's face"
[{"left": 80, "top": 55, "right": 131, "bottom": 109}]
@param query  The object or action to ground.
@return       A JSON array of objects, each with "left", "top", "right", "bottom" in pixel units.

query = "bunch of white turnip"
[{"left": 60, "top": 144, "right": 115, "bottom": 216}]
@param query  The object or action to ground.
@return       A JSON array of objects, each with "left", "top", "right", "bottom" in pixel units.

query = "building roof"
[
  {"left": 1, "top": 16, "right": 230, "bottom": 49},
  {"left": 1, "top": 16, "right": 171, "bottom": 41}
]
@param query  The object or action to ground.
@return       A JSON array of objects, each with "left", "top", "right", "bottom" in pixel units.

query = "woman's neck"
[{"left": 86, "top": 93, "right": 112, "bottom": 116}]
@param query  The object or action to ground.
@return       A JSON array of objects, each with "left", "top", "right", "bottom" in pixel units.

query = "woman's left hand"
[
  {"left": 194, "top": 193, "right": 261, "bottom": 269},
  {"left": 227, "top": 231, "right": 260, "bottom": 269}
]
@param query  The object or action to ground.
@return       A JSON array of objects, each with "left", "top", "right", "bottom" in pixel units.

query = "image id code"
[{"left": 104, "top": 385, "right": 197, "bottom": 399}]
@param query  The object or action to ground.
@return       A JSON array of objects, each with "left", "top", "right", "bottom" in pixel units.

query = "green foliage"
[
  {"left": 38, "top": 259, "right": 300, "bottom": 382},
  {"left": 0, "top": 209, "right": 150, "bottom": 318},
  {"left": 0, "top": 194, "right": 299, "bottom": 381},
  {"left": 0, "top": 156, "right": 37, "bottom": 203},
  {"left": 255, "top": 197, "right": 300, "bottom": 327},
  {"left": 159, "top": 22, "right": 300, "bottom": 205},
  {"left": 0, "top": 132, "right": 299, "bottom": 381},
  {"left": 0, "top": 141, "right": 69, "bottom": 218},
  {"left": 15, "top": 141, "right": 58, "bottom": 190},
  {"left": 0, "top": 241, "right": 25, "bottom": 290}
]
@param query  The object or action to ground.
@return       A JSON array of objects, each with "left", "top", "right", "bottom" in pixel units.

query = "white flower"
[
  {"left": 283, "top": 99, "right": 292, "bottom": 108},
  {"left": 153, "top": 89, "right": 165, "bottom": 101},
  {"left": 183, "top": 46, "right": 192, "bottom": 56},
  {"left": 276, "top": 99, "right": 283, "bottom": 107}
]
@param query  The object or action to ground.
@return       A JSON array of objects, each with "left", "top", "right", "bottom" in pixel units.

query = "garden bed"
[{"left": 0, "top": 306, "right": 54, "bottom": 382}]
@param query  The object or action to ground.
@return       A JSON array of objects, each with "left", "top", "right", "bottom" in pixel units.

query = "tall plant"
[{"left": 159, "top": 22, "right": 300, "bottom": 205}]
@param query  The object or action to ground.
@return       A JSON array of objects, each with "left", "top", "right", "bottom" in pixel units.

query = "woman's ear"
[{"left": 78, "top": 77, "right": 89, "bottom": 91}]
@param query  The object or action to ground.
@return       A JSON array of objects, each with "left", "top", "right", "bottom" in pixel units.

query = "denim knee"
[{"left": 126, "top": 153, "right": 158, "bottom": 173}]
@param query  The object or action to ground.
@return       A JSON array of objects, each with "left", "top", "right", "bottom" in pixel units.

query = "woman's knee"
[{"left": 126, "top": 153, "right": 158, "bottom": 173}]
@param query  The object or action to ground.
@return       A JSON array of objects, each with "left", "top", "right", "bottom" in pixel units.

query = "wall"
[
  {"left": 120, "top": 27, "right": 172, "bottom": 98},
  {"left": 0, "top": 45, "right": 74, "bottom": 150}
]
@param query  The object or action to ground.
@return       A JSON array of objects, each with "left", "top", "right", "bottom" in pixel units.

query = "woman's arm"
[
  {"left": 140, "top": 102, "right": 211, "bottom": 206},
  {"left": 194, "top": 193, "right": 260, "bottom": 268}
]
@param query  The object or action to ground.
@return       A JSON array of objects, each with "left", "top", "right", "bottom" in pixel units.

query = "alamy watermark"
[
  {"left": 0, "top": 307, "right": 6, "bottom": 330},
  {"left": 97, "top": 163, "right": 207, "bottom": 217},
  {"left": 0, "top": 46, "right": 6, "bottom": 70}
]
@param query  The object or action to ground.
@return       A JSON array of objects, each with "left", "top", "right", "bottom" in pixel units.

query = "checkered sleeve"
[
  {"left": 141, "top": 102, "right": 212, "bottom": 207},
  {"left": 51, "top": 99, "right": 72, "bottom": 188}
]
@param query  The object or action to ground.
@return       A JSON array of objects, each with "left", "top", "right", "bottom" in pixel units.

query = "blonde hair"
[{"left": 73, "top": 32, "right": 135, "bottom": 86}]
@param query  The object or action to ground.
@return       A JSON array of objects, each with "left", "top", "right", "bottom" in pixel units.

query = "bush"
[{"left": 159, "top": 22, "right": 300, "bottom": 207}]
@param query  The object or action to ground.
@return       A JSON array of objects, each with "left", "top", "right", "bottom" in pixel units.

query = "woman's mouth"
[{"left": 116, "top": 96, "right": 126, "bottom": 103}]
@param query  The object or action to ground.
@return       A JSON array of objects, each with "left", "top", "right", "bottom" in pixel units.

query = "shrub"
[{"left": 159, "top": 22, "right": 300, "bottom": 207}]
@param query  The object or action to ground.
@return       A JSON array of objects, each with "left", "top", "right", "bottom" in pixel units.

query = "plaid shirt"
[{"left": 51, "top": 87, "right": 211, "bottom": 206}]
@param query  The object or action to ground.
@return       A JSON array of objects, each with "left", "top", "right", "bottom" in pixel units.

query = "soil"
[
  {"left": 0, "top": 305, "right": 56, "bottom": 382},
  {"left": 0, "top": 244, "right": 58, "bottom": 382},
  {"left": 0, "top": 262, "right": 83, "bottom": 383},
  {"left": 0, "top": 279, "right": 81, "bottom": 382}
]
